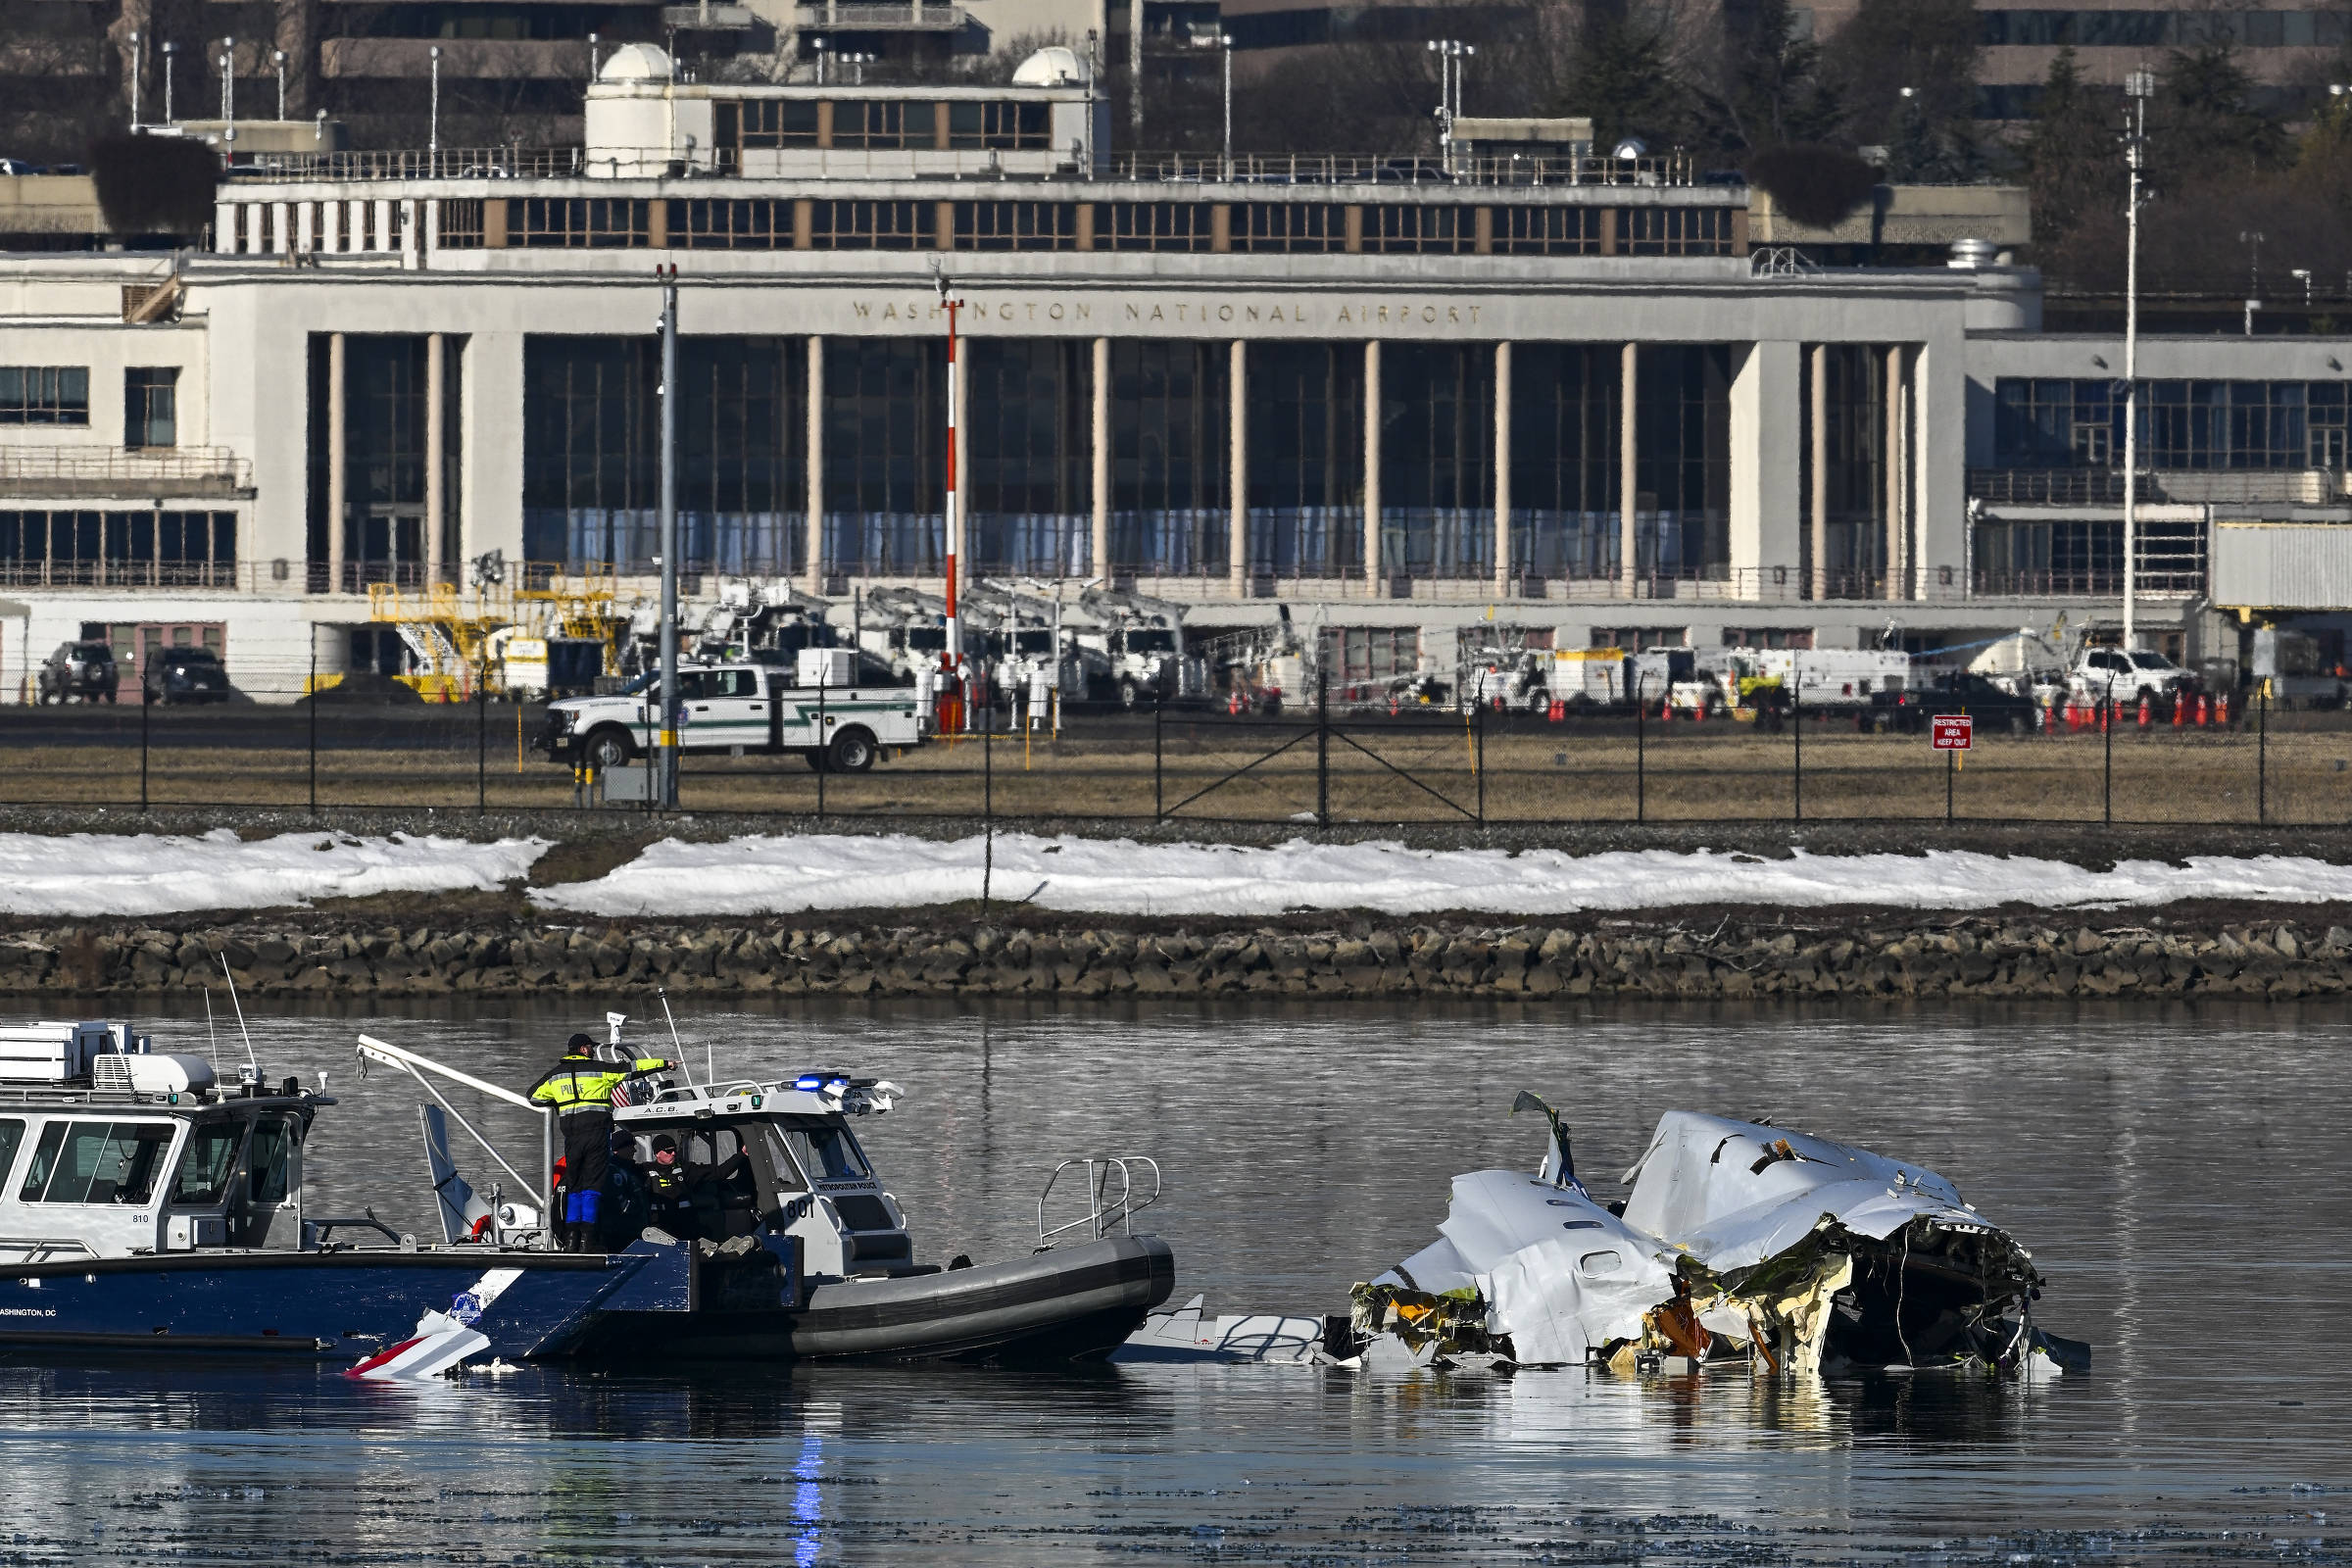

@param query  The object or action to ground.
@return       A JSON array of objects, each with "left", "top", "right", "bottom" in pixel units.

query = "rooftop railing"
[
  {"left": 221, "top": 145, "right": 1705, "bottom": 188},
  {"left": 1971, "top": 467, "right": 2351, "bottom": 507},
  {"left": 0, "top": 446, "right": 254, "bottom": 499}
]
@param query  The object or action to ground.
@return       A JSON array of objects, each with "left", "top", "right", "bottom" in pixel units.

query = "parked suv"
[
  {"left": 36, "top": 641, "right": 117, "bottom": 704},
  {"left": 1870, "top": 671, "right": 2042, "bottom": 736},
  {"left": 145, "top": 646, "right": 231, "bottom": 705}
]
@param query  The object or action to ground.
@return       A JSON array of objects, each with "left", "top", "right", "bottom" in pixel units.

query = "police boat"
[
  {"left": 0, "top": 1019, "right": 622, "bottom": 1371},
  {"left": 362, "top": 1028, "right": 1176, "bottom": 1368},
  {"left": 0, "top": 1018, "right": 1171, "bottom": 1376}
]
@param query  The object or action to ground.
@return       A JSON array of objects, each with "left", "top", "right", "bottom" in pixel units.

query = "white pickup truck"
[
  {"left": 2071, "top": 646, "right": 2192, "bottom": 704},
  {"left": 542, "top": 656, "right": 926, "bottom": 773}
]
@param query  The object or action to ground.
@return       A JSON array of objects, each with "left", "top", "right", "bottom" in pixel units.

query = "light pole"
[
  {"left": 1424, "top": 38, "right": 1471, "bottom": 170},
  {"left": 813, "top": 37, "right": 828, "bottom": 85},
  {"left": 162, "top": 41, "right": 174, "bottom": 123},
  {"left": 220, "top": 39, "right": 235, "bottom": 143},
  {"left": 273, "top": 48, "right": 286, "bottom": 119},
  {"left": 2240, "top": 229, "right": 2265, "bottom": 334},
  {"left": 2121, "top": 68, "right": 2150, "bottom": 651},
  {"left": 656, "top": 264, "right": 680, "bottom": 808},
  {"left": 587, "top": 30, "right": 600, "bottom": 77},
  {"left": 936, "top": 267, "right": 965, "bottom": 726},
  {"left": 842, "top": 49, "right": 873, "bottom": 84},
  {"left": 128, "top": 29, "right": 141, "bottom": 130},
  {"left": 429, "top": 44, "right": 442, "bottom": 157},
  {"left": 1220, "top": 32, "right": 1234, "bottom": 172}
]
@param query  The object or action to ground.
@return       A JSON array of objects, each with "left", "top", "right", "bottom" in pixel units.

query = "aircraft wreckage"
[{"left": 1118, "top": 1099, "right": 2089, "bottom": 1378}]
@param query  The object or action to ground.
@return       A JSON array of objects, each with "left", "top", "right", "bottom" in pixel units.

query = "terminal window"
[
  {"left": 720, "top": 99, "right": 821, "bottom": 158},
  {"left": 1098, "top": 202, "right": 1212, "bottom": 252},
  {"left": 673, "top": 199, "right": 789, "bottom": 249},
  {"left": 512, "top": 198, "right": 648, "bottom": 248},
  {"left": 831, "top": 101, "right": 937, "bottom": 150},
  {"left": 0, "top": 367, "right": 88, "bottom": 425},
  {"left": 1618, "top": 207, "right": 1733, "bottom": 256},
  {"left": 812, "top": 200, "right": 930, "bottom": 250},
  {"left": 948, "top": 100, "right": 1052, "bottom": 150},
  {"left": 1236, "top": 204, "right": 1344, "bottom": 254},
  {"left": 1364, "top": 205, "right": 1475, "bottom": 255},
  {"left": 956, "top": 202, "right": 1080, "bottom": 252},
  {"left": 124, "top": 368, "right": 177, "bottom": 450},
  {"left": 1494, "top": 205, "right": 1603, "bottom": 256}
]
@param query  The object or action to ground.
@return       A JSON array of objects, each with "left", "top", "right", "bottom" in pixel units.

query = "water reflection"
[{"left": 0, "top": 995, "right": 2339, "bottom": 1562}]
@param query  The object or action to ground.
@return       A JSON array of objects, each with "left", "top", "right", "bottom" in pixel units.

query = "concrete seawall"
[{"left": 8, "top": 914, "right": 2350, "bottom": 1001}]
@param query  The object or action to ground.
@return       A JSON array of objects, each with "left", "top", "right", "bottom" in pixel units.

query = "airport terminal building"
[{"left": 4, "top": 45, "right": 2350, "bottom": 695}]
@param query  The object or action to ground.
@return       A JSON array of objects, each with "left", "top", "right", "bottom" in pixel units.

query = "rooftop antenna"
[
  {"left": 216, "top": 953, "right": 258, "bottom": 1073},
  {"left": 658, "top": 988, "right": 698, "bottom": 1085}
]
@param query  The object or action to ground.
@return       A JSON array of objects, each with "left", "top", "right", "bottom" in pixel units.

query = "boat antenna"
[
  {"left": 202, "top": 985, "right": 220, "bottom": 1063},
  {"left": 217, "top": 954, "right": 258, "bottom": 1073},
  {"left": 658, "top": 988, "right": 699, "bottom": 1085}
]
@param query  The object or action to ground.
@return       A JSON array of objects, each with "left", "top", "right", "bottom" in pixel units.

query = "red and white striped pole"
[{"left": 937, "top": 272, "right": 963, "bottom": 729}]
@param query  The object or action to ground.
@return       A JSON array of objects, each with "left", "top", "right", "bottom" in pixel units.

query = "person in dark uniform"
[
  {"left": 528, "top": 1033, "right": 675, "bottom": 1250},
  {"left": 637, "top": 1133, "right": 749, "bottom": 1243}
]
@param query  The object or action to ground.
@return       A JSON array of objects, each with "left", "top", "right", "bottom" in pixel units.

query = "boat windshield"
[
  {"left": 778, "top": 1119, "right": 872, "bottom": 1182},
  {"left": 21, "top": 1120, "right": 177, "bottom": 1204},
  {"left": 173, "top": 1120, "right": 245, "bottom": 1205}
]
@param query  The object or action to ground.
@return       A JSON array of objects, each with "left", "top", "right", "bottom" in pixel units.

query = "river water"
[{"left": 0, "top": 996, "right": 2343, "bottom": 1566}]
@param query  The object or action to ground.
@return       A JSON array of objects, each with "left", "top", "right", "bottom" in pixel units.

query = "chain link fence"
[{"left": 7, "top": 682, "right": 2352, "bottom": 829}]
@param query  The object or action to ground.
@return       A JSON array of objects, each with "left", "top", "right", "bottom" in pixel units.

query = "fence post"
[
  {"left": 308, "top": 639, "right": 318, "bottom": 816},
  {"left": 1475, "top": 697, "right": 1486, "bottom": 824},
  {"left": 1153, "top": 701, "right": 1163, "bottom": 822},
  {"left": 1945, "top": 743, "right": 1954, "bottom": 824},
  {"left": 816, "top": 674, "right": 827, "bottom": 822},
  {"left": 1635, "top": 675, "right": 1645, "bottom": 825},
  {"left": 139, "top": 675, "right": 150, "bottom": 812},
  {"left": 2258, "top": 676, "right": 2269, "bottom": 824},
  {"left": 1316, "top": 662, "right": 1330, "bottom": 829},
  {"left": 476, "top": 679, "right": 487, "bottom": 814},
  {"left": 1792, "top": 677, "right": 1802, "bottom": 822},
  {"left": 2103, "top": 674, "right": 2114, "bottom": 826},
  {"left": 983, "top": 704, "right": 994, "bottom": 907}
]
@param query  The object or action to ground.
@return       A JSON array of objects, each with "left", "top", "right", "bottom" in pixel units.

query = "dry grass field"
[{"left": 11, "top": 701, "right": 2352, "bottom": 829}]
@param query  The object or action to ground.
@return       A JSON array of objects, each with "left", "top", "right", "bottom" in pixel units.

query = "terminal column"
[
  {"left": 1228, "top": 339, "right": 1247, "bottom": 597},
  {"left": 1809, "top": 344, "right": 1828, "bottom": 599},
  {"left": 1493, "top": 339, "right": 1512, "bottom": 596},
  {"left": 1091, "top": 336, "right": 1110, "bottom": 581},
  {"left": 424, "top": 333, "right": 445, "bottom": 585},
  {"left": 1618, "top": 342, "right": 1638, "bottom": 591},
  {"left": 806, "top": 335, "right": 825, "bottom": 597},
  {"left": 1885, "top": 344, "right": 1905, "bottom": 601},
  {"left": 325, "top": 332, "right": 346, "bottom": 595},
  {"left": 1362, "top": 339, "right": 1382, "bottom": 592}
]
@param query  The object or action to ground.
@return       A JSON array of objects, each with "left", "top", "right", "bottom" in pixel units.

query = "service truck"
[{"left": 541, "top": 652, "right": 927, "bottom": 773}]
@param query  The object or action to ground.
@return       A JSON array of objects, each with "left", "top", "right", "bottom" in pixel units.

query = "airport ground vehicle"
[{"left": 543, "top": 656, "right": 926, "bottom": 773}]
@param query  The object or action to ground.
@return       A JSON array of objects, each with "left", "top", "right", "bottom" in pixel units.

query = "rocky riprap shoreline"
[{"left": 7, "top": 914, "right": 2351, "bottom": 1000}]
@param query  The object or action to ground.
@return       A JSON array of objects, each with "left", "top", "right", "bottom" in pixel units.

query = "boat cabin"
[
  {"left": 0, "top": 1022, "right": 321, "bottom": 1264},
  {"left": 611, "top": 1072, "right": 911, "bottom": 1279}
]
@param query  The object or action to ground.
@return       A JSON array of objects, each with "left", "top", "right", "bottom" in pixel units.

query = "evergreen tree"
[
  {"left": 2019, "top": 47, "right": 2118, "bottom": 251},
  {"left": 2153, "top": 41, "right": 2290, "bottom": 183},
  {"left": 1700, "top": 0, "right": 1842, "bottom": 153},
  {"left": 1571, "top": 15, "right": 1689, "bottom": 151}
]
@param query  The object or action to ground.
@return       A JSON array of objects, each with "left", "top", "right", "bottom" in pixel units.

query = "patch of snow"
[
  {"left": 0, "top": 831, "right": 549, "bottom": 917},
  {"left": 528, "top": 832, "right": 2352, "bottom": 917}
]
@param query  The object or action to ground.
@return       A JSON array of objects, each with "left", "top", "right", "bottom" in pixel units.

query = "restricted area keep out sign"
[{"left": 1931, "top": 714, "right": 1974, "bottom": 751}]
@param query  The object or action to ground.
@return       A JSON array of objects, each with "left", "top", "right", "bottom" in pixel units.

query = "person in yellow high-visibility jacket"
[{"left": 530, "top": 1033, "right": 675, "bottom": 1251}]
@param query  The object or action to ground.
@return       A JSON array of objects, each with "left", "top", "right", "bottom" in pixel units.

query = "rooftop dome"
[
  {"left": 1010, "top": 45, "right": 1088, "bottom": 86},
  {"left": 599, "top": 42, "right": 673, "bottom": 83}
]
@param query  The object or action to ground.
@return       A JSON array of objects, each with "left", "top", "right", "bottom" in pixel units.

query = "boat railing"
[
  {"left": 356, "top": 1034, "right": 553, "bottom": 1217},
  {"left": 1036, "top": 1156, "right": 1161, "bottom": 1248},
  {"left": 0, "top": 1237, "right": 96, "bottom": 1263}
]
